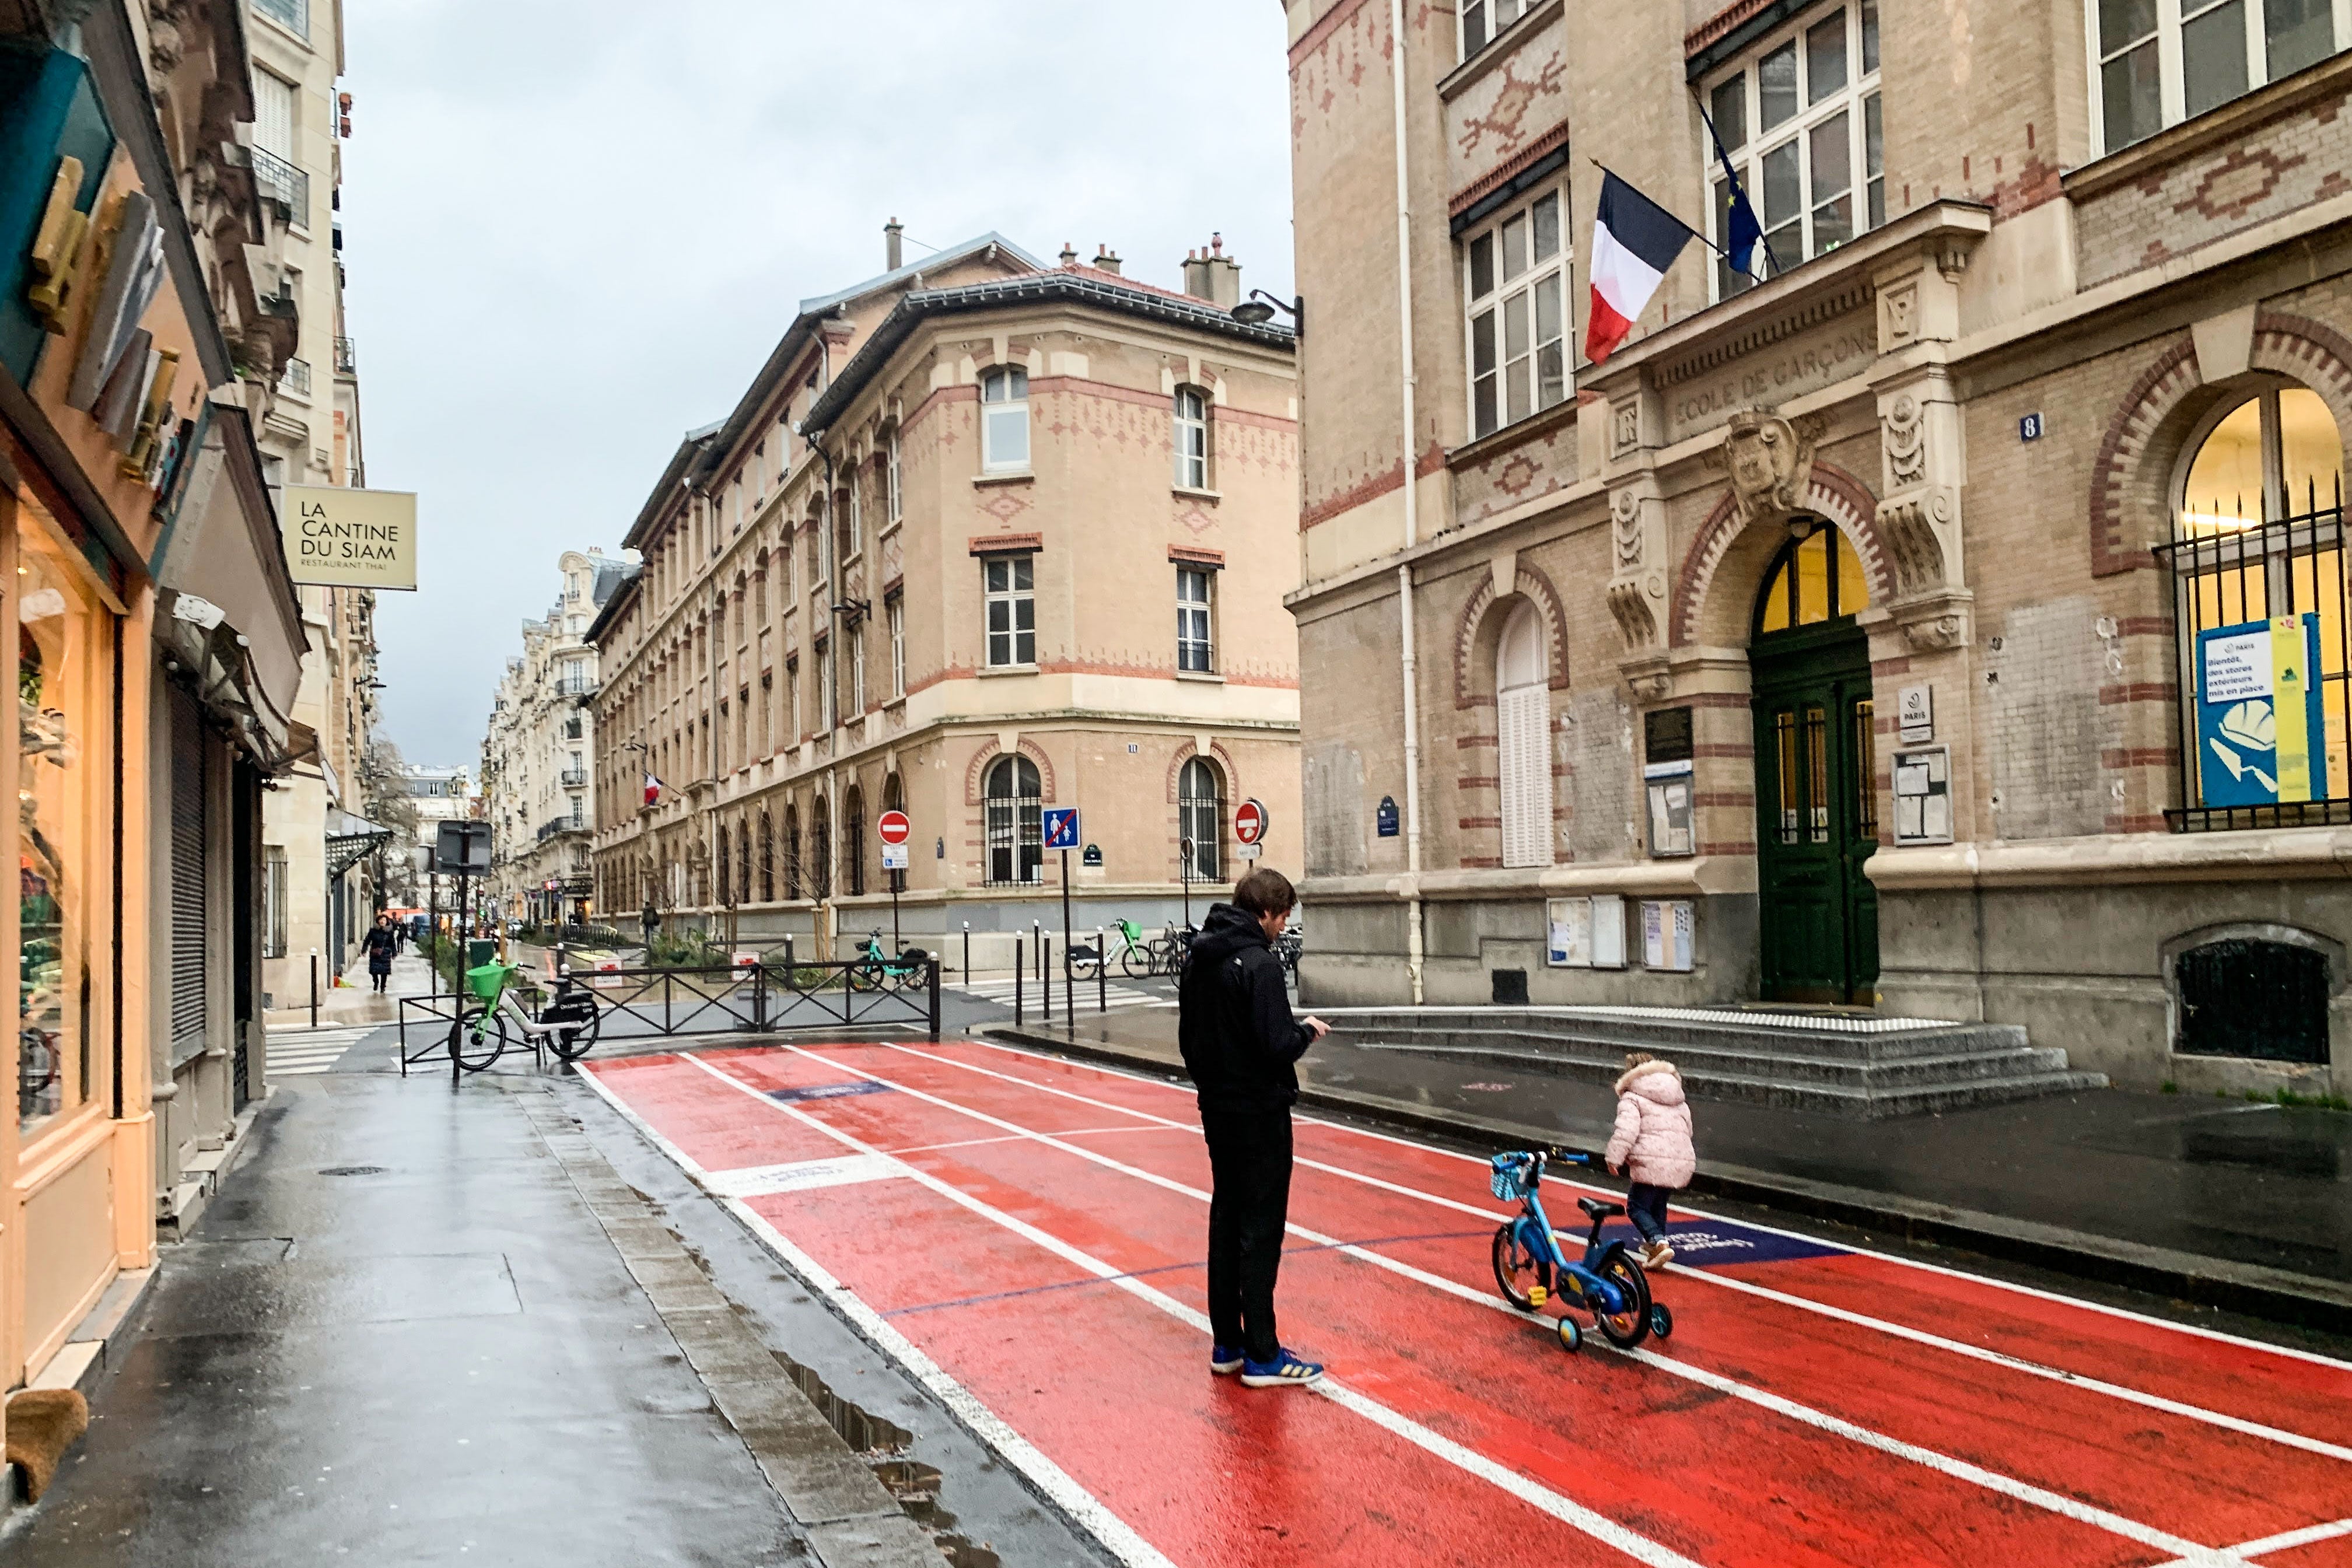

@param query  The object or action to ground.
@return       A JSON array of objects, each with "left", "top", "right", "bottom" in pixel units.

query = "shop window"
[
  {"left": 1179, "top": 757, "right": 1224, "bottom": 882},
  {"left": 1496, "top": 603, "right": 1554, "bottom": 869},
  {"left": 2157, "top": 384, "right": 2348, "bottom": 830},
  {"left": 1704, "top": 1, "right": 1882, "bottom": 300},
  {"left": 985, "top": 755, "right": 1043, "bottom": 885},
  {"left": 2094, "top": 0, "right": 2349, "bottom": 158},
  {"left": 2175, "top": 937, "right": 2330, "bottom": 1061}
]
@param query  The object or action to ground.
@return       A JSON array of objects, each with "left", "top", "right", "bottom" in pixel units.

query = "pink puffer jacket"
[{"left": 1604, "top": 1061, "right": 1695, "bottom": 1189}]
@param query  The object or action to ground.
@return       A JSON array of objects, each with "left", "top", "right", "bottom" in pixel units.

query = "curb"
[{"left": 984, "top": 1025, "right": 2352, "bottom": 1338}]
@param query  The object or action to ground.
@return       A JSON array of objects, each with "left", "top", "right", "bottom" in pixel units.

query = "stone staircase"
[{"left": 1324, "top": 1005, "right": 2106, "bottom": 1119}]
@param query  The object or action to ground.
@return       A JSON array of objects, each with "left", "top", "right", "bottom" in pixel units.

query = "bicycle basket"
[
  {"left": 464, "top": 963, "right": 512, "bottom": 1003},
  {"left": 1489, "top": 1152, "right": 1539, "bottom": 1201}
]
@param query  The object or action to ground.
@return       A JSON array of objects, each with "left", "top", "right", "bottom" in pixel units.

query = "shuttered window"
[
  {"left": 253, "top": 71, "right": 294, "bottom": 159},
  {"left": 169, "top": 687, "right": 209, "bottom": 1060},
  {"left": 1496, "top": 604, "right": 1553, "bottom": 869}
]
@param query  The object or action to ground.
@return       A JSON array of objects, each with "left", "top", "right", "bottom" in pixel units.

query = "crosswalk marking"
[
  {"left": 264, "top": 1027, "right": 377, "bottom": 1076},
  {"left": 951, "top": 978, "right": 1174, "bottom": 1012}
]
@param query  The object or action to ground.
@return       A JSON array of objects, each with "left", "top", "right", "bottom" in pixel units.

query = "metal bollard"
[
  {"left": 1096, "top": 927, "right": 1107, "bottom": 1014},
  {"left": 1014, "top": 937, "right": 1024, "bottom": 1027},
  {"left": 309, "top": 949, "right": 319, "bottom": 1029},
  {"left": 1042, "top": 935, "right": 1052, "bottom": 1023},
  {"left": 962, "top": 922, "right": 970, "bottom": 985}
]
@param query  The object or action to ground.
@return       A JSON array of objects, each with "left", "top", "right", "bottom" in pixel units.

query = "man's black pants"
[{"left": 1202, "top": 1104, "right": 1293, "bottom": 1363}]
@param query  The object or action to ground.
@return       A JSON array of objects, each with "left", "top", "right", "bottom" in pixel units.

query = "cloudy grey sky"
[{"left": 342, "top": 1, "right": 1297, "bottom": 771}]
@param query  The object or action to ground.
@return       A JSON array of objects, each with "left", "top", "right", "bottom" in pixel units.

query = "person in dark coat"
[
  {"left": 1177, "top": 867, "right": 1329, "bottom": 1388},
  {"left": 363, "top": 915, "right": 398, "bottom": 993}
]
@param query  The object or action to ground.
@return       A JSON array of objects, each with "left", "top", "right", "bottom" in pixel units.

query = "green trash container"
[{"left": 464, "top": 963, "right": 511, "bottom": 1003}]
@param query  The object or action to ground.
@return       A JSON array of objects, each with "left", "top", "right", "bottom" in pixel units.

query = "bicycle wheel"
[
  {"left": 547, "top": 999, "right": 602, "bottom": 1062},
  {"left": 1590, "top": 1248, "right": 1653, "bottom": 1349},
  {"left": 448, "top": 1005, "right": 508, "bottom": 1072},
  {"left": 847, "top": 963, "right": 882, "bottom": 993},
  {"left": 1490, "top": 1222, "right": 1551, "bottom": 1311},
  {"left": 1118, "top": 943, "right": 1150, "bottom": 979},
  {"left": 1069, "top": 949, "right": 1101, "bottom": 981}
]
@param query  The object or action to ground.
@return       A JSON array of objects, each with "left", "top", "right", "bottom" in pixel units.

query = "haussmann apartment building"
[
  {"left": 1283, "top": 0, "right": 2352, "bottom": 1094},
  {"left": 589, "top": 229, "right": 1300, "bottom": 960}
]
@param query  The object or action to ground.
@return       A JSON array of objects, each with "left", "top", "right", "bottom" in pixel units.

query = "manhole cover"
[{"left": 317, "top": 1166, "right": 387, "bottom": 1177}]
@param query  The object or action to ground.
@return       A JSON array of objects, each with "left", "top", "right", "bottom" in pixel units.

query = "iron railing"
[
  {"left": 2154, "top": 482, "right": 2351, "bottom": 832},
  {"left": 252, "top": 0, "right": 308, "bottom": 37},
  {"left": 560, "top": 767, "right": 589, "bottom": 788},
  {"left": 250, "top": 145, "right": 308, "bottom": 218}
]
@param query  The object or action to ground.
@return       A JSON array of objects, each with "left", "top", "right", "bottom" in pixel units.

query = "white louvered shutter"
[
  {"left": 254, "top": 72, "right": 294, "bottom": 159},
  {"left": 1496, "top": 604, "right": 1553, "bottom": 869}
]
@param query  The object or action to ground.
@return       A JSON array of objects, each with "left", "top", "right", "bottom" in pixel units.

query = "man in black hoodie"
[{"left": 1178, "top": 868, "right": 1329, "bottom": 1387}]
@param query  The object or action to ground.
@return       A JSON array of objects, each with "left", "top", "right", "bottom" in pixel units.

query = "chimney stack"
[
  {"left": 1058, "top": 241, "right": 1078, "bottom": 267},
  {"left": 1181, "top": 233, "right": 1242, "bottom": 308},
  {"left": 885, "top": 217, "right": 904, "bottom": 272},
  {"left": 1091, "top": 244, "right": 1121, "bottom": 276}
]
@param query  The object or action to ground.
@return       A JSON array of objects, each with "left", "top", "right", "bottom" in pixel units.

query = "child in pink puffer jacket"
[{"left": 1604, "top": 1054, "right": 1695, "bottom": 1268}]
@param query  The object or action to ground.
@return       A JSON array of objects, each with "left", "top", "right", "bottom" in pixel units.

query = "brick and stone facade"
[{"left": 1284, "top": 0, "right": 2352, "bottom": 1091}]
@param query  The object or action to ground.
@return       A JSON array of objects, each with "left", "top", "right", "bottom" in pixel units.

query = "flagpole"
[
  {"left": 1685, "top": 96, "right": 1779, "bottom": 279},
  {"left": 1586, "top": 159, "right": 1734, "bottom": 259}
]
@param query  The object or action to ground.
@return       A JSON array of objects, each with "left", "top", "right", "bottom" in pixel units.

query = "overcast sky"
[{"left": 342, "top": 0, "right": 1297, "bottom": 771}]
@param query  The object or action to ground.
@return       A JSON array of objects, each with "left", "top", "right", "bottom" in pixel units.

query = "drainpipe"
[{"left": 1391, "top": 0, "right": 1426, "bottom": 1005}]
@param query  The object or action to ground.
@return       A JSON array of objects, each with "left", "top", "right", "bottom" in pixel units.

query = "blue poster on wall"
[{"left": 2196, "top": 614, "right": 2327, "bottom": 807}]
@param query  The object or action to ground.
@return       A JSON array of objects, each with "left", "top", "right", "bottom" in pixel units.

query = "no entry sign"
[
  {"left": 877, "top": 809, "right": 911, "bottom": 846},
  {"left": 1234, "top": 798, "right": 1268, "bottom": 845}
]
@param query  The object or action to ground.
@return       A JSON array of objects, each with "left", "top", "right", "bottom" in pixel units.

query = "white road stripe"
[
  {"left": 790, "top": 1041, "right": 2264, "bottom": 1567},
  {"left": 971, "top": 1035, "right": 2352, "bottom": 1373},
  {"left": 683, "top": 1053, "right": 1707, "bottom": 1568},
  {"left": 2164, "top": 1516, "right": 2352, "bottom": 1564}
]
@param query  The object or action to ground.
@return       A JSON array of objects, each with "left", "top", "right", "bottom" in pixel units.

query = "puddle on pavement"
[
  {"left": 2094, "top": 1105, "right": 2350, "bottom": 1179},
  {"left": 771, "top": 1346, "right": 1000, "bottom": 1568}
]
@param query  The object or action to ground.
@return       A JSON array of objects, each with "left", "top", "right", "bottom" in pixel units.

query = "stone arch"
[
  {"left": 962, "top": 737, "right": 1057, "bottom": 806},
  {"left": 1673, "top": 459, "right": 1889, "bottom": 648},
  {"left": 1452, "top": 561, "right": 1570, "bottom": 711},
  {"left": 1164, "top": 740, "right": 1240, "bottom": 803}
]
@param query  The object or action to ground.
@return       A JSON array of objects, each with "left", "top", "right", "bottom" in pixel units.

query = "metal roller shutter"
[{"left": 169, "top": 686, "right": 208, "bottom": 1060}]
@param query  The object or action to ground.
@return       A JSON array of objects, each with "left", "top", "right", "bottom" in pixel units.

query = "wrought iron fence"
[
  {"left": 2154, "top": 484, "right": 2352, "bottom": 832},
  {"left": 249, "top": 145, "right": 308, "bottom": 217}
]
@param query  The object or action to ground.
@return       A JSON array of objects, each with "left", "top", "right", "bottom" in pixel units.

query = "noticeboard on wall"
[
  {"left": 1891, "top": 745, "right": 1952, "bottom": 846},
  {"left": 1639, "top": 900, "right": 1695, "bottom": 972},
  {"left": 1644, "top": 761, "right": 1695, "bottom": 858},
  {"left": 1548, "top": 894, "right": 1627, "bottom": 970}
]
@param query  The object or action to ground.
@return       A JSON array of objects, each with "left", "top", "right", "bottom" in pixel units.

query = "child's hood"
[{"left": 1616, "top": 1060, "right": 1685, "bottom": 1105}]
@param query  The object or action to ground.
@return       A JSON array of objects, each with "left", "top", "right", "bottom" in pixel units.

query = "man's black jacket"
[{"left": 1178, "top": 902, "right": 1315, "bottom": 1114}]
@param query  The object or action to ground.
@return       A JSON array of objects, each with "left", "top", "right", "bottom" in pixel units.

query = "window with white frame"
[
  {"left": 984, "top": 554, "right": 1035, "bottom": 667},
  {"left": 1174, "top": 387, "right": 1209, "bottom": 489},
  {"left": 888, "top": 598, "right": 905, "bottom": 697},
  {"left": 1460, "top": 0, "right": 1532, "bottom": 58},
  {"left": 981, "top": 366, "right": 1030, "bottom": 472},
  {"left": 848, "top": 476, "right": 863, "bottom": 557},
  {"left": 1463, "top": 187, "right": 1569, "bottom": 440},
  {"left": 1496, "top": 603, "right": 1554, "bottom": 869},
  {"left": 1705, "top": 1, "right": 1882, "bottom": 301},
  {"left": 820, "top": 642, "right": 836, "bottom": 729},
  {"left": 886, "top": 429, "right": 902, "bottom": 523},
  {"left": 851, "top": 630, "right": 867, "bottom": 713},
  {"left": 2094, "top": 0, "right": 2348, "bottom": 155},
  {"left": 1177, "top": 568, "right": 1213, "bottom": 673}
]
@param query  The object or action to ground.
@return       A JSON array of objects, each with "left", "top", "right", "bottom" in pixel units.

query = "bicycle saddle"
[{"left": 1576, "top": 1196, "right": 1625, "bottom": 1222}]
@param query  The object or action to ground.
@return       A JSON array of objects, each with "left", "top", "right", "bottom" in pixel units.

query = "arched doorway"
[{"left": 1750, "top": 519, "right": 1878, "bottom": 1003}]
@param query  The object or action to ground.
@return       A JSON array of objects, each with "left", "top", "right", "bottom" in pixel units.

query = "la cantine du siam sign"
[{"left": 281, "top": 484, "right": 418, "bottom": 590}]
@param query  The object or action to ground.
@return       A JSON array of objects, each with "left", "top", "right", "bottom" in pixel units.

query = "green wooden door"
[{"left": 1752, "top": 623, "right": 1879, "bottom": 1004}]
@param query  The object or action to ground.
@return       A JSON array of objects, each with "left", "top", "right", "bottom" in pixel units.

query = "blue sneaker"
[
  {"left": 1239, "top": 1348, "right": 1324, "bottom": 1388},
  {"left": 1210, "top": 1344, "right": 1245, "bottom": 1375}
]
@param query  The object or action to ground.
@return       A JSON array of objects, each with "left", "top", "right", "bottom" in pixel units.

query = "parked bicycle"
[
  {"left": 1069, "top": 919, "right": 1157, "bottom": 980},
  {"left": 849, "top": 931, "right": 931, "bottom": 992},
  {"left": 449, "top": 961, "right": 602, "bottom": 1072}
]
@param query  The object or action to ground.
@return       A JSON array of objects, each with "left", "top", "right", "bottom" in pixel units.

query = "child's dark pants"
[{"left": 1626, "top": 1184, "right": 1671, "bottom": 1245}]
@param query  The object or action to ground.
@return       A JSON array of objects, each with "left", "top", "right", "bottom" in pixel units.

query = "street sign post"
[
  {"left": 1234, "top": 798, "right": 1268, "bottom": 862},
  {"left": 877, "top": 810, "right": 912, "bottom": 950},
  {"left": 1040, "top": 808, "right": 1080, "bottom": 1027}
]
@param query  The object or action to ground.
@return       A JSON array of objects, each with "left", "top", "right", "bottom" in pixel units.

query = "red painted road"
[{"left": 582, "top": 1039, "right": 2352, "bottom": 1568}]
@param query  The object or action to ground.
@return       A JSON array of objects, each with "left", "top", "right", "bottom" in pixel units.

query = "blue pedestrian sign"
[{"left": 1041, "top": 807, "right": 1080, "bottom": 850}]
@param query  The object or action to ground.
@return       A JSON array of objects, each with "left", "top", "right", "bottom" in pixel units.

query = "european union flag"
[{"left": 1699, "top": 101, "right": 1766, "bottom": 281}]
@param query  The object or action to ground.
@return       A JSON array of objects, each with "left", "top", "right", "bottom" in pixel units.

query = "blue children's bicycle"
[{"left": 1489, "top": 1149, "right": 1674, "bottom": 1352}]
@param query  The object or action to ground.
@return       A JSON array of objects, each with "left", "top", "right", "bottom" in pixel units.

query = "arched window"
[
  {"left": 758, "top": 809, "right": 775, "bottom": 903},
  {"left": 2171, "top": 384, "right": 2348, "bottom": 818},
  {"left": 1753, "top": 519, "right": 1870, "bottom": 636},
  {"left": 984, "top": 755, "right": 1042, "bottom": 884},
  {"left": 844, "top": 784, "right": 867, "bottom": 897},
  {"left": 783, "top": 804, "right": 802, "bottom": 900},
  {"left": 1173, "top": 386, "right": 1209, "bottom": 489},
  {"left": 981, "top": 366, "right": 1029, "bottom": 473},
  {"left": 737, "top": 816, "right": 752, "bottom": 909},
  {"left": 1496, "top": 602, "right": 1553, "bottom": 869},
  {"left": 1178, "top": 757, "right": 1224, "bottom": 881},
  {"left": 808, "top": 797, "right": 832, "bottom": 900},
  {"left": 883, "top": 771, "right": 904, "bottom": 814},
  {"left": 715, "top": 824, "right": 732, "bottom": 907}
]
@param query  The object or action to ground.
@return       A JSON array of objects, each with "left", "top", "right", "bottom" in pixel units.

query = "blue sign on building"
[
  {"left": 1041, "top": 807, "right": 1080, "bottom": 850},
  {"left": 2195, "top": 614, "right": 2326, "bottom": 808},
  {"left": 1375, "top": 795, "right": 1399, "bottom": 838}
]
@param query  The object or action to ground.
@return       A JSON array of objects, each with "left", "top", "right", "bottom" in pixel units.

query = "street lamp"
[{"left": 1230, "top": 289, "right": 1303, "bottom": 336}]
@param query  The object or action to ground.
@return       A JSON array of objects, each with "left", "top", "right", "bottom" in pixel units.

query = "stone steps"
[{"left": 1324, "top": 1007, "right": 2105, "bottom": 1119}]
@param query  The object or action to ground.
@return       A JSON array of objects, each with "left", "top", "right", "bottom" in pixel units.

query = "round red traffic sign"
[
  {"left": 1234, "top": 798, "right": 1268, "bottom": 845},
  {"left": 876, "top": 809, "right": 912, "bottom": 846}
]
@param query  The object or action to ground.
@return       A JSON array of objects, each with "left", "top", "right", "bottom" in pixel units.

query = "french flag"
[
  {"left": 1584, "top": 171, "right": 1698, "bottom": 366},
  {"left": 643, "top": 772, "right": 664, "bottom": 807}
]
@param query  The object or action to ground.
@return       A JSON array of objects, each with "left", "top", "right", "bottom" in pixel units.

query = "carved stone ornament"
[
  {"left": 1901, "top": 612, "right": 1969, "bottom": 652},
  {"left": 1606, "top": 576, "right": 1658, "bottom": 652},
  {"left": 1711, "top": 409, "right": 1823, "bottom": 528},
  {"left": 1611, "top": 397, "right": 1642, "bottom": 457},
  {"left": 1884, "top": 393, "right": 1927, "bottom": 488},
  {"left": 1621, "top": 656, "right": 1673, "bottom": 702},
  {"left": 1875, "top": 488, "right": 1955, "bottom": 597},
  {"left": 1610, "top": 487, "right": 1643, "bottom": 568},
  {"left": 1883, "top": 282, "right": 1919, "bottom": 346}
]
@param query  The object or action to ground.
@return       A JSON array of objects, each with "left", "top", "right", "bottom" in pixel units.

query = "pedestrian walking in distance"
[
  {"left": 1604, "top": 1053, "right": 1696, "bottom": 1268},
  {"left": 641, "top": 901, "right": 662, "bottom": 948},
  {"left": 1177, "top": 868, "right": 1331, "bottom": 1388},
  {"left": 362, "top": 914, "right": 398, "bottom": 995}
]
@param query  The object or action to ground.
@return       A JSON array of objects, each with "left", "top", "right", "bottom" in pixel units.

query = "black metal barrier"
[{"left": 397, "top": 957, "right": 941, "bottom": 1074}]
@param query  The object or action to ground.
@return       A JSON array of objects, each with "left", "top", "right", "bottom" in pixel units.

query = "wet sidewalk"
[{"left": 993, "top": 1008, "right": 2352, "bottom": 1326}]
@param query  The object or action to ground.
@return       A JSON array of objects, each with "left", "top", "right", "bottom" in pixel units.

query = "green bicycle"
[
  {"left": 1069, "top": 918, "right": 1164, "bottom": 980},
  {"left": 449, "top": 961, "right": 602, "bottom": 1071}
]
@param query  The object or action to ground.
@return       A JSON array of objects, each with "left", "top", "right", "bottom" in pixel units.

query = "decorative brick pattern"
[
  {"left": 963, "top": 737, "right": 1058, "bottom": 807},
  {"left": 1163, "top": 740, "right": 1241, "bottom": 804},
  {"left": 1452, "top": 559, "right": 1572, "bottom": 708},
  {"left": 1671, "top": 459, "right": 1887, "bottom": 647}
]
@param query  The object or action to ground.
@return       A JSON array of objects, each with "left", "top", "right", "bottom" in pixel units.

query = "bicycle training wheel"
[
  {"left": 548, "top": 1000, "right": 602, "bottom": 1062},
  {"left": 1649, "top": 1303, "right": 1675, "bottom": 1340},
  {"left": 449, "top": 1006, "right": 508, "bottom": 1073},
  {"left": 1591, "top": 1250, "right": 1653, "bottom": 1349},
  {"left": 1490, "top": 1223, "right": 1552, "bottom": 1311}
]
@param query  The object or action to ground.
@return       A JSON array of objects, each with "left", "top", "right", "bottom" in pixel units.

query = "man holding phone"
[{"left": 1177, "top": 867, "right": 1331, "bottom": 1388}]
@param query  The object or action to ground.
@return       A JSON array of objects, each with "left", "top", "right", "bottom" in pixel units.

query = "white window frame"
[
  {"left": 1704, "top": 0, "right": 1884, "bottom": 303},
  {"left": 981, "top": 366, "right": 1030, "bottom": 473},
  {"left": 788, "top": 659, "right": 803, "bottom": 740},
  {"left": 984, "top": 554, "right": 1036, "bottom": 668},
  {"left": 888, "top": 598, "right": 905, "bottom": 698},
  {"left": 848, "top": 475, "right": 863, "bottom": 558},
  {"left": 1177, "top": 567, "right": 1214, "bottom": 673},
  {"left": 2088, "top": 0, "right": 2352, "bottom": 158},
  {"left": 1459, "top": 0, "right": 1533, "bottom": 60},
  {"left": 886, "top": 429, "right": 902, "bottom": 523},
  {"left": 1174, "top": 387, "right": 1209, "bottom": 490},
  {"left": 1462, "top": 186, "right": 1571, "bottom": 440}
]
